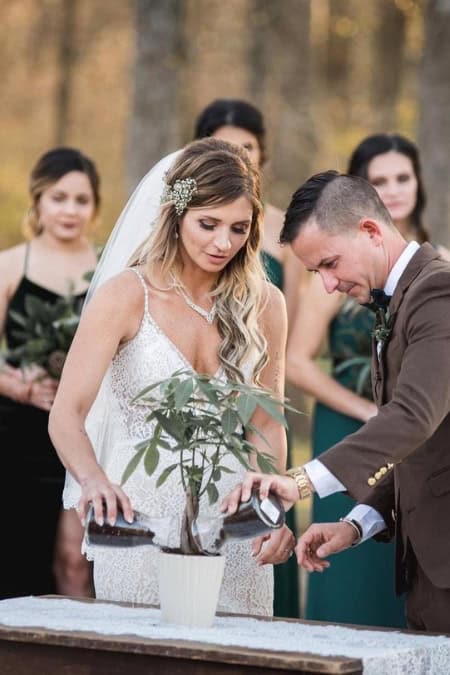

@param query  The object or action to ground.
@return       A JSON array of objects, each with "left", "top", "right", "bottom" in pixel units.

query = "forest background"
[
  {"left": 1, "top": 0, "right": 449, "bottom": 250},
  {"left": 1, "top": 0, "right": 450, "bottom": 534}
]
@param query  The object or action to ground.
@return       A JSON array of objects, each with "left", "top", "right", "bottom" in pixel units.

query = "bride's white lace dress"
[{"left": 91, "top": 270, "right": 273, "bottom": 616}]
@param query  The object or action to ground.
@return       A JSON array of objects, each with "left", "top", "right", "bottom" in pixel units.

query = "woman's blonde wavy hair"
[{"left": 129, "top": 138, "right": 268, "bottom": 384}]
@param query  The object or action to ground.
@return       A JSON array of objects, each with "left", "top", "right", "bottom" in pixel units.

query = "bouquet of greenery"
[
  {"left": 122, "top": 369, "right": 299, "bottom": 555},
  {"left": 5, "top": 291, "right": 84, "bottom": 379}
]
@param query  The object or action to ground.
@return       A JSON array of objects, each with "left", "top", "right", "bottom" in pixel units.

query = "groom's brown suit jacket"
[{"left": 319, "top": 243, "right": 450, "bottom": 592}]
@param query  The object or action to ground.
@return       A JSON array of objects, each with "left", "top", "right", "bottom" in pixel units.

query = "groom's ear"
[{"left": 358, "top": 218, "right": 383, "bottom": 246}]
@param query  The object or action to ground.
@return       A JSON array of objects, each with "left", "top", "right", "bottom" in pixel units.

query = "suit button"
[
  {"left": 375, "top": 471, "right": 382, "bottom": 480},
  {"left": 368, "top": 477, "right": 376, "bottom": 486},
  {"left": 380, "top": 467, "right": 387, "bottom": 475}
]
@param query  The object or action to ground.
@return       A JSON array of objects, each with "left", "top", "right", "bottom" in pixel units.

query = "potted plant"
[{"left": 121, "top": 368, "right": 294, "bottom": 627}]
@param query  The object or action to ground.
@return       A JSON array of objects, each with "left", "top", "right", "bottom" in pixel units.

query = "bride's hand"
[
  {"left": 77, "top": 474, "right": 134, "bottom": 527},
  {"left": 252, "top": 525, "right": 296, "bottom": 565}
]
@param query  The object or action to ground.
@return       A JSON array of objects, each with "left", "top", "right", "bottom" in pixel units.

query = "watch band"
[{"left": 285, "top": 465, "right": 313, "bottom": 500}]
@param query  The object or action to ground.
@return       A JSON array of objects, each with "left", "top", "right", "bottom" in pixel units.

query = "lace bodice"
[{"left": 91, "top": 270, "right": 273, "bottom": 615}]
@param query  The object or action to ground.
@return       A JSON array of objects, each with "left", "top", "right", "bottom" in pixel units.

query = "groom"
[{"left": 224, "top": 170, "right": 450, "bottom": 633}]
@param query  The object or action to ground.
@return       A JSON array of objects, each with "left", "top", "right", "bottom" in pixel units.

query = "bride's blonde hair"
[{"left": 129, "top": 138, "right": 268, "bottom": 383}]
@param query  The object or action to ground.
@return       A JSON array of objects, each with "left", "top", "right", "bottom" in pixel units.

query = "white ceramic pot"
[{"left": 158, "top": 550, "right": 225, "bottom": 628}]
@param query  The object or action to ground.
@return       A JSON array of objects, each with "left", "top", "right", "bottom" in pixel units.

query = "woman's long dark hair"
[
  {"left": 348, "top": 133, "right": 428, "bottom": 243},
  {"left": 194, "top": 99, "right": 267, "bottom": 165}
]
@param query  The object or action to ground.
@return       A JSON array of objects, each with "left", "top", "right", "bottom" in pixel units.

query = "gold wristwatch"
[{"left": 286, "top": 466, "right": 313, "bottom": 500}]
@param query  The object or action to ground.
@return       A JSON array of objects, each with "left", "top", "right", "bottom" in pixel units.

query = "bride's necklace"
[{"left": 173, "top": 277, "right": 217, "bottom": 325}]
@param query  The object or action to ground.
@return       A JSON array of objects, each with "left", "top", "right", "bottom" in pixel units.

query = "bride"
[{"left": 49, "top": 138, "right": 294, "bottom": 615}]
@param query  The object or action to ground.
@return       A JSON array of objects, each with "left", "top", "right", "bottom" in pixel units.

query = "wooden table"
[{"left": 0, "top": 597, "right": 363, "bottom": 675}]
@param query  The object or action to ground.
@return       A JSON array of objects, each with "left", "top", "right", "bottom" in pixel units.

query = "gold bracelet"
[{"left": 285, "top": 466, "right": 313, "bottom": 500}]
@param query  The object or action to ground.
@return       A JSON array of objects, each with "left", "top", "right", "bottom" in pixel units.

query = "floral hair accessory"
[{"left": 162, "top": 177, "right": 197, "bottom": 216}]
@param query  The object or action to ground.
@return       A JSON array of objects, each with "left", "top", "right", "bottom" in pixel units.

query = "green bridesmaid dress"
[
  {"left": 261, "top": 250, "right": 300, "bottom": 618},
  {"left": 306, "top": 299, "right": 406, "bottom": 627}
]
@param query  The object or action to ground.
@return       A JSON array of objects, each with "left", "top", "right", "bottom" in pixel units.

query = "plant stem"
[{"left": 179, "top": 489, "right": 202, "bottom": 555}]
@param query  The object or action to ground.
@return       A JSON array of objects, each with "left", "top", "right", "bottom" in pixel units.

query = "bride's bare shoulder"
[{"left": 86, "top": 268, "right": 148, "bottom": 316}]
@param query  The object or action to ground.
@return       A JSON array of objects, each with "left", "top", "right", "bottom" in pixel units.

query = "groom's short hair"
[{"left": 279, "top": 170, "right": 393, "bottom": 244}]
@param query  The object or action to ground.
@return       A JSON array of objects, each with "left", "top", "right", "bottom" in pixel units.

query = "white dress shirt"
[{"left": 305, "top": 241, "right": 420, "bottom": 542}]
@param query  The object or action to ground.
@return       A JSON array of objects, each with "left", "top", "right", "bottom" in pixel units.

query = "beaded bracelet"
[{"left": 339, "top": 517, "right": 363, "bottom": 546}]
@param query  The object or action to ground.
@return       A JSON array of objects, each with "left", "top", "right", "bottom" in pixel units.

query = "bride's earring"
[{"left": 174, "top": 227, "right": 179, "bottom": 240}]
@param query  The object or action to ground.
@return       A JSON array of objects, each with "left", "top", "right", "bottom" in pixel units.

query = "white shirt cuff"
[
  {"left": 304, "top": 459, "right": 346, "bottom": 498},
  {"left": 345, "top": 504, "right": 387, "bottom": 543}
]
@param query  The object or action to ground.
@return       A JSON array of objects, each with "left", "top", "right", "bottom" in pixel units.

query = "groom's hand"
[
  {"left": 220, "top": 471, "right": 299, "bottom": 515},
  {"left": 296, "top": 522, "right": 358, "bottom": 572}
]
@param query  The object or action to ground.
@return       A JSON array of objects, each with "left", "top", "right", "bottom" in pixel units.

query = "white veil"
[{"left": 63, "top": 148, "right": 182, "bottom": 509}]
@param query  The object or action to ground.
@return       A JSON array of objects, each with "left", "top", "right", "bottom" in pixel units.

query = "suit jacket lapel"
[
  {"left": 371, "top": 243, "right": 440, "bottom": 406},
  {"left": 389, "top": 243, "right": 440, "bottom": 316}
]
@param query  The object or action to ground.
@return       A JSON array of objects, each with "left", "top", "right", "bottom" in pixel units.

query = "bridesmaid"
[
  {"left": 0, "top": 147, "right": 99, "bottom": 598},
  {"left": 286, "top": 133, "right": 446, "bottom": 627},
  {"left": 194, "top": 99, "right": 306, "bottom": 617},
  {"left": 194, "top": 99, "right": 308, "bottom": 330}
]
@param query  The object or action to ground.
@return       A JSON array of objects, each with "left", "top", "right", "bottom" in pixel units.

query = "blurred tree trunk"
[
  {"left": 418, "top": 0, "right": 450, "bottom": 247},
  {"left": 179, "top": 0, "right": 250, "bottom": 145},
  {"left": 54, "top": 0, "right": 78, "bottom": 144},
  {"left": 249, "top": 0, "right": 315, "bottom": 207},
  {"left": 325, "top": 0, "right": 353, "bottom": 110},
  {"left": 248, "top": 0, "right": 314, "bottom": 444},
  {"left": 370, "top": 0, "right": 406, "bottom": 131},
  {"left": 127, "top": 0, "right": 183, "bottom": 192},
  {"left": 248, "top": 0, "right": 274, "bottom": 104}
]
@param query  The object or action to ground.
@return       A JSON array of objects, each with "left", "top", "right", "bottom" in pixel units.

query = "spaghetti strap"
[
  {"left": 127, "top": 267, "right": 149, "bottom": 317},
  {"left": 23, "top": 242, "right": 31, "bottom": 274}
]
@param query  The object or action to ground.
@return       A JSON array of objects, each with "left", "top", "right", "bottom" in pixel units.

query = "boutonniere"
[{"left": 372, "top": 308, "right": 394, "bottom": 346}]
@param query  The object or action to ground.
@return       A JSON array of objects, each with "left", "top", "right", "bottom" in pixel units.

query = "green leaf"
[
  {"left": 187, "top": 466, "right": 204, "bottom": 483},
  {"left": 144, "top": 444, "right": 160, "bottom": 476},
  {"left": 134, "top": 438, "right": 152, "bottom": 452},
  {"left": 221, "top": 408, "right": 239, "bottom": 435},
  {"left": 227, "top": 440, "right": 252, "bottom": 470},
  {"left": 27, "top": 338, "right": 49, "bottom": 353},
  {"left": 282, "top": 400, "right": 306, "bottom": 415},
  {"left": 132, "top": 371, "right": 183, "bottom": 402},
  {"left": 206, "top": 483, "right": 219, "bottom": 505},
  {"left": 245, "top": 422, "right": 272, "bottom": 448},
  {"left": 236, "top": 394, "right": 257, "bottom": 425},
  {"left": 356, "top": 363, "right": 372, "bottom": 395},
  {"left": 8, "top": 310, "right": 27, "bottom": 328},
  {"left": 121, "top": 445, "right": 147, "bottom": 485},
  {"left": 254, "top": 395, "right": 288, "bottom": 428},
  {"left": 197, "top": 378, "right": 220, "bottom": 405},
  {"left": 153, "top": 411, "right": 185, "bottom": 442},
  {"left": 175, "top": 377, "right": 194, "bottom": 410},
  {"left": 24, "top": 295, "right": 47, "bottom": 319},
  {"left": 256, "top": 452, "right": 277, "bottom": 474},
  {"left": 216, "top": 464, "right": 235, "bottom": 474},
  {"left": 334, "top": 356, "right": 370, "bottom": 373},
  {"left": 156, "top": 463, "right": 178, "bottom": 487}
]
